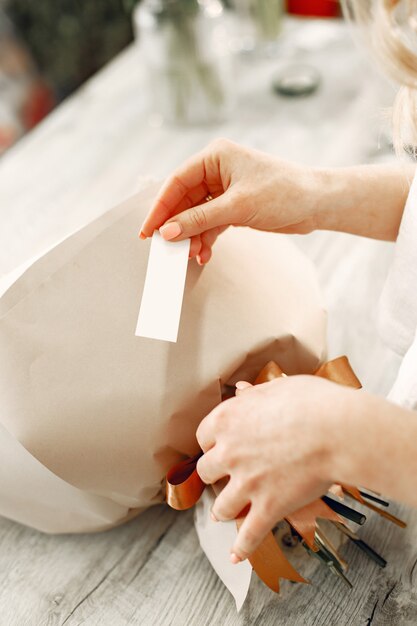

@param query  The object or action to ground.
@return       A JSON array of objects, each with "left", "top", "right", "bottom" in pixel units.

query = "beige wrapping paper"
[{"left": 0, "top": 183, "right": 326, "bottom": 533}]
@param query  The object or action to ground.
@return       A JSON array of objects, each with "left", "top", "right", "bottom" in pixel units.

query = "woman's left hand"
[{"left": 196, "top": 375, "right": 357, "bottom": 564}]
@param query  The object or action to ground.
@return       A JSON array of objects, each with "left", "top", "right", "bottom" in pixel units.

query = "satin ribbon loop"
[
  {"left": 166, "top": 453, "right": 203, "bottom": 511},
  {"left": 314, "top": 356, "right": 362, "bottom": 389}
]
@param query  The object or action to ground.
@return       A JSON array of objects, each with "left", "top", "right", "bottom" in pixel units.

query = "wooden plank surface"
[{"left": 0, "top": 16, "right": 416, "bottom": 626}]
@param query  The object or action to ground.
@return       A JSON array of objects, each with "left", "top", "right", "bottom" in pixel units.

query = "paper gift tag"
[{"left": 136, "top": 232, "right": 190, "bottom": 342}]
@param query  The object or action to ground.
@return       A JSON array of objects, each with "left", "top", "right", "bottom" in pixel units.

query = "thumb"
[{"left": 159, "top": 196, "right": 230, "bottom": 241}]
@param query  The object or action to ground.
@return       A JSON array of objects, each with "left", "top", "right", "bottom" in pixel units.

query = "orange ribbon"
[
  {"left": 166, "top": 453, "right": 205, "bottom": 510},
  {"left": 166, "top": 356, "right": 404, "bottom": 592},
  {"left": 341, "top": 485, "right": 406, "bottom": 528}
]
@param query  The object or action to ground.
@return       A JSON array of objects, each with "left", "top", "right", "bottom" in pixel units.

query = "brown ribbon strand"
[
  {"left": 165, "top": 356, "right": 405, "bottom": 592},
  {"left": 285, "top": 499, "right": 344, "bottom": 552},
  {"left": 342, "top": 485, "right": 406, "bottom": 528},
  {"left": 235, "top": 515, "right": 307, "bottom": 590}
]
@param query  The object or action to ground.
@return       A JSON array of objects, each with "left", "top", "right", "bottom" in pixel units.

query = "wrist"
[
  {"left": 320, "top": 387, "right": 365, "bottom": 487},
  {"left": 311, "top": 167, "right": 349, "bottom": 232},
  {"left": 311, "top": 164, "right": 414, "bottom": 239},
  {"left": 317, "top": 383, "right": 417, "bottom": 507},
  {"left": 303, "top": 382, "right": 353, "bottom": 487},
  {"left": 326, "top": 389, "right": 391, "bottom": 491}
]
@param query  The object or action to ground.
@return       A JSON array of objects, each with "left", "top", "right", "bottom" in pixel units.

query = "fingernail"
[
  {"left": 235, "top": 381, "right": 250, "bottom": 390},
  {"left": 139, "top": 231, "right": 146, "bottom": 240},
  {"left": 196, "top": 255, "right": 203, "bottom": 266},
  {"left": 210, "top": 511, "right": 218, "bottom": 522},
  {"left": 230, "top": 553, "right": 242, "bottom": 564},
  {"left": 160, "top": 222, "right": 182, "bottom": 241}
]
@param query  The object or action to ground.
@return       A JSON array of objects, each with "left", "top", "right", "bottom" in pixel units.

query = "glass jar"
[
  {"left": 231, "top": 0, "right": 283, "bottom": 55},
  {"left": 134, "top": 0, "right": 234, "bottom": 125}
]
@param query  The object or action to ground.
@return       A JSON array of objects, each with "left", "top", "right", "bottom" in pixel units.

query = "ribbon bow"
[{"left": 166, "top": 356, "right": 405, "bottom": 592}]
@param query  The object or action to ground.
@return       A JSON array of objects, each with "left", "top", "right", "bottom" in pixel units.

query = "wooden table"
[{"left": 0, "top": 17, "right": 416, "bottom": 626}]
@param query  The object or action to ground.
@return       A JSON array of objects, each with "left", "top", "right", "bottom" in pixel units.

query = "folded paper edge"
[{"left": 194, "top": 489, "right": 252, "bottom": 612}]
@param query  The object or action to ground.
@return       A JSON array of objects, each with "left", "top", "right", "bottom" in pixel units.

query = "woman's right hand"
[{"left": 140, "top": 139, "right": 321, "bottom": 264}]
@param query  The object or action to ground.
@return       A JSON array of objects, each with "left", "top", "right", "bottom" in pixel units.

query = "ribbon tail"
[
  {"left": 286, "top": 498, "right": 345, "bottom": 551},
  {"left": 235, "top": 519, "right": 307, "bottom": 592},
  {"left": 342, "top": 485, "right": 406, "bottom": 528}
]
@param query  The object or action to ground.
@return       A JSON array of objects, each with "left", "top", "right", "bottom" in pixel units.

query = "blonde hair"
[{"left": 343, "top": 0, "right": 417, "bottom": 156}]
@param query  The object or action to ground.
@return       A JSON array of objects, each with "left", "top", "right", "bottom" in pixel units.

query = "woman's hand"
[
  {"left": 140, "top": 139, "right": 415, "bottom": 256},
  {"left": 195, "top": 375, "right": 357, "bottom": 563},
  {"left": 140, "top": 138, "right": 320, "bottom": 264},
  {"left": 196, "top": 370, "right": 417, "bottom": 563}
]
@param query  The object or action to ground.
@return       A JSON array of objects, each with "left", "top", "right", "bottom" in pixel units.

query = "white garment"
[{"left": 379, "top": 169, "right": 417, "bottom": 409}]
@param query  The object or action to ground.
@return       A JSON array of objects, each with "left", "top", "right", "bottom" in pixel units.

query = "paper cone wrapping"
[{"left": 0, "top": 184, "right": 326, "bottom": 533}]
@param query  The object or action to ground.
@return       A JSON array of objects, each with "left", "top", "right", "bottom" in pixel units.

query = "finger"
[
  {"left": 196, "top": 400, "right": 229, "bottom": 451},
  {"left": 235, "top": 381, "right": 253, "bottom": 396},
  {"left": 189, "top": 235, "right": 202, "bottom": 259},
  {"left": 235, "top": 381, "right": 252, "bottom": 389},
  {"left": 196, "top": 414, "right": 216, "bottom": 452},
  {"left": 211, "top": 480, "right": 249, "bottom": 522},
  {"left": 196, "top": 448, "right": 228, "bottom": 485},
  {"left": 171, "top": 182, "right": 210, "bottom": 216},
  {"left": 231, "top": 507, "right": 274, "bottom": 563},
  {"left": 140, "top": 156, "right": 207, "bottom": 236},
  {"left": 197, "top": 226, "right": 227, "bottom": 265},
  {"left": 159, "top": 195, "right": 232, "bottom": 241},
  {"left": 197, "top": 228, "right": 219, "bottom": 265},
  {"left": 196, "top": 395, "right": 236, "bottom": 451}
]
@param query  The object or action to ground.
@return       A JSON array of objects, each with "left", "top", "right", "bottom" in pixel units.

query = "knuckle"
[
  {"left": 232, "top": 475, "right": 246, "bottom": 495},
  {"left": 196, "top": 464, "right": 208, "bottom": 484},
  {"left": 196, "top": 456, "right": 206, "bottom": 477},
  {"left": 216, "top": 400, "right": 233, "bottom": 422},
  {"left": 189, "top": 206, "right": 208, "bottom": 230},
  {"left": 226, "top": 451, "right": 238, "bottom": 470},
  {"left": 172, "top": 175, "right": 188, "bottom": 196},
  {"left": 213, "top": 500, "right": 231, "bottom": 521},
  {"left": 245, "top": 473, "right": 261, "bottom": 492},
  {"left": 215, "top": 442, "right": 229, "bottom": 466},
  {"left": 210, "top": 407, "right": 224, "bottom": 430},
  {"left": 239, "top": 526, "right": 258, "bottom": 554},
  {"left": 210, "top": 137, "right": 232, "bottom": 152},
  {"left": 261, "top": 496, "right": 277, "bottom": 519},
  {"left": 195, "top": 422, "right": 207, "bottom": 447}
]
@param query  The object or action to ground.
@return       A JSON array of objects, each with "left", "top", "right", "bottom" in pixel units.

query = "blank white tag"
[{"left": 135, "top": 232, "right": 190, "bottom": 342}]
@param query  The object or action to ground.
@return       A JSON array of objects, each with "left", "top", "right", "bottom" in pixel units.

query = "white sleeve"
[{"left": 388, "top": 325, "right": 417, "bottom": 411}]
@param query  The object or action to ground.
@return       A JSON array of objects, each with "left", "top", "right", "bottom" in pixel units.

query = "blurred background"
[
  {"left": 0, "top": 0, "right": 346, "bottom": 156},
  {"left": 0, "top": 0, "right": 404, "bottom": 397}
]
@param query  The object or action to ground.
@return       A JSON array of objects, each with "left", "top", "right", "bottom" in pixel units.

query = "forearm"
[
  {"left": 332, "top": 389, "right": 417, "bottom": 506},
  {"left": 313, "top": 164, "right": 416, "bottom": 241}
]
